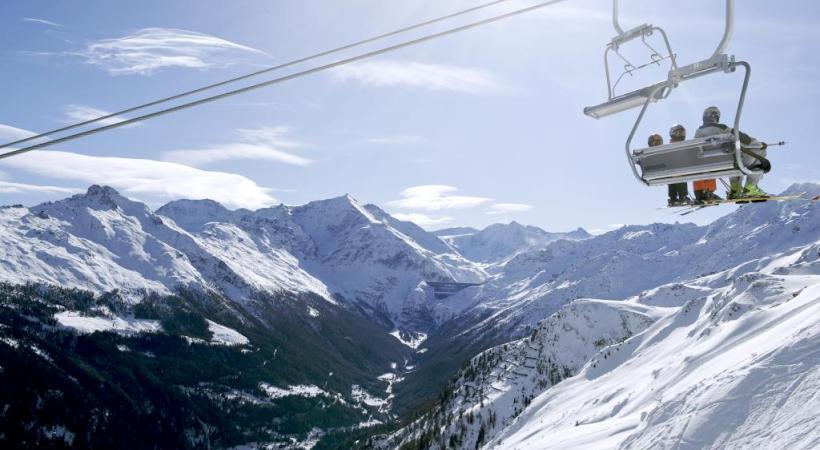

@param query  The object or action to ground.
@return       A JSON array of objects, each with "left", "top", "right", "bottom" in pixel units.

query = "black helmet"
[{"left": 670, "top": 124, "right": 686, "bottom": 140}]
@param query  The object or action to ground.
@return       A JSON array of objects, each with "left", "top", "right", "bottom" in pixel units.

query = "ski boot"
[
  {"left": 727, "top": 179, "right": 744, "bottom": 201},
  {"left": 668, "top": 196, "right": 693, "bottom": 207},
  {"left": 696, "top": 190, "right": 722, "bottom": 204},
  {"left": 743, "top": 183, "right": 770, "bottom": 203}
]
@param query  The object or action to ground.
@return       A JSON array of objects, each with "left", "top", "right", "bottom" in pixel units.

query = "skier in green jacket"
[{"left": 695, "top": 106, "right": 770, "bottom": 199}]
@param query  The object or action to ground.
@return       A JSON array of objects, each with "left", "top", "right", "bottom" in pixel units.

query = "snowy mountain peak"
[
  {"left": 365, "top": 204, "right": 455, "bottom": 256},
  {"left": 568, "top": 226, "right": 592, "bottom": 239},
  {"left": 289, "top": 194, "right": 381, "bottom": 245},
  {"left": 157, "top": 198, "right": 248, "bottom": 232},
  {"left": 296, "top": 194, "right": 377, "bottom": 222},
  {"left": 445, "top": 221, "right": 592, "bottom": 263},
  {"left": 33, "top": 184, "right": 150, "bottom": 219},
  {"left": 782, "top": 181, "right": 820, "bottom": 196},
  {"left": 74, "top": 185, "right": 129, "bottom": 209}
]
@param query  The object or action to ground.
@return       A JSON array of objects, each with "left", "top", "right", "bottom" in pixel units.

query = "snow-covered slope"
[
  {"left": 0, "top": 186, "right": 486, "bottom": 326},
  {"left": 284, "top": 195, "right": 485, "bottom": 320},
  {"left": 491, "top": 242, "right": 820, "bottom": 450},
  {"left": 384, "top": 239, "right": 820, "bottom": 449},
  {"left": 0, "top": 186, "right": 328, "bottom": 302}
]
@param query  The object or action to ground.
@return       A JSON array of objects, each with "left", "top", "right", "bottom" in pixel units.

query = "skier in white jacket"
[{"left": 694, "top": 106, "right": 769, "bottom": 199}]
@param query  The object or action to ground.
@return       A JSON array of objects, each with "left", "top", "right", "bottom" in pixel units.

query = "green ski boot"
[
  {"left": 727, "top": 179, "right": 744, "bottom": 200},
  {"left": 743, "top": 183, "right": 770, "bottom": 202}
]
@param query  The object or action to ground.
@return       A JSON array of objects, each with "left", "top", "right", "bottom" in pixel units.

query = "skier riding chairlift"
[
  {"left": 667, "top": 124, "right": 692, "bottom": 207},
  {"left": 695, "top": 106, "right": 770, "bottom": 199}
]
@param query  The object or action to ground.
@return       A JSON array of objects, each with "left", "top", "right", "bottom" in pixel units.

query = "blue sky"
[{"left": 0, "top": 0, "right": 818, "bottom": 233}]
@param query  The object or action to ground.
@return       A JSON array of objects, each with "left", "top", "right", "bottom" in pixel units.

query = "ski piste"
[{"left": 672, "top": 193, "right": 809, "bottom": 216}]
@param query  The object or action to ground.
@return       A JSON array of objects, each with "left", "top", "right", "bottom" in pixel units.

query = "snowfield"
[
  {"left": 258, "top": 383, "right": 329, "bottom": 400},
  {"left": 54, "top": 311, "right": 162, "bottom": 335},
  {"left": 493, "top": 264, "right": 820, "bottom": 449},
  {"left": 53, "top": 311, "right": 248, "bottom": 346},
  {"left": 206, "top": 320, "right": 249, "bottom": 346}
]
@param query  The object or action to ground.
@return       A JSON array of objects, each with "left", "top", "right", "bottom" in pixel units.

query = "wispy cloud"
[
  {"left": 0, "top": 123, "right": 51, "bottom": 150},
  {"left": 78, "top": 28, "right": 268, "bottom": 76},
  {"left": 333, "top": 60, "right": 509, "bottom": 95},
  {"left": 392, "top": 212, "right": 452, "bottom": 228},
  {"left": 162, "top": 127, "right": 311, "bottom": 167},
  {"left": 389, "top": 185, "right": 492, "bottom": 211},
  {"left": 23, "top": 17, "right": 63, "bottom": 27},
  {"left": 0, "top": 150, "right": 278, "bottom": 209},
  {"left": 485, "top": 203, "right": 534, "bottom": 215},
  {"left": 0, "top": 123, "right": 36, "bottom": 141},
  {"left": 363, "top": 135, "right": 425, "bottom": 145},
  {"left": 62, "top": 104, "right": 136, "bottom": 127},
  {"left": 0, "top": 181, "right": 80, "bottom": 195}
]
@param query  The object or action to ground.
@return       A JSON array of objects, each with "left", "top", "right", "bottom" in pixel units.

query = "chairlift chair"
[{"left": 584, "top": 0, "right": 765, "bottom": 187}]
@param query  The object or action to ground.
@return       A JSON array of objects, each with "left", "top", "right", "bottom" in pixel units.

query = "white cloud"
[
  {"left": 162, "top": 127, "right": 311, "bottom": 167},
  {"left": 23, "top": 17, "right": 63, "bottom": 27},
  {"left": 485, "top": 203, "right": 534, "bottom": 215},
  {"left": 0, "top": 123, "right": 36, "bottom": 141},
  {"left": 389, "top": 185, "right": 492, "bottom": 211},
  {"left": 0, "top": 151, "right": 277, "bottom": 209},
  {"left": 0, "top": 181, "right": 80, "bottom": 195},
  {"left": 333, "top": 60, "right": 508, "bottom": 95},
  {"left": 78, "top": 28, "right": 268, "bottom": 76},
  {"left": 391, "top": 212, "right": 452, "bottom": 228},
  {"left": 63, "top": 104, "right": 137, "bottom": 127},
  {"left": 364, "top": 135, "right": 425, "bottom": 145},
  {"left": 0, "top": 123, "right": 49, "bottom": 152}
]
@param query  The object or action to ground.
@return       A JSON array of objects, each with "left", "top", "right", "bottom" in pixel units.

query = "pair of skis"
[{"left": 668, "top": 193, "right": 816, "bottom": 216}]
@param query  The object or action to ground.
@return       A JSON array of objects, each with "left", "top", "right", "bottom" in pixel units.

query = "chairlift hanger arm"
[
  {"left": 589, "top": 0, "right": 738, "bottom": 119},
  {"left": 731, "top": 61, "right": 759, "bottom": 177},
  {"left": 612, "top": 0, "right": 735, "bottom": 55},
  {"left": 715, "top": 0, "right": 735, "bottom": 57}
]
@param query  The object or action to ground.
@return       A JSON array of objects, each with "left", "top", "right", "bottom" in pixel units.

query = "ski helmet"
[
  {"left": 703, "top": 106, "right": 721, "bottom": 124},
  {"left": 669, "top": 124, "right": 686, "bottom": 140},
  {"left": 648, "top": 133, "right": 663, "bottom": 146}
]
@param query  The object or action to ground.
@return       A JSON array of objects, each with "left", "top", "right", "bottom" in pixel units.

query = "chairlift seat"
[{"left": 632, "top": 133, "right": 745, "bottom": 185}]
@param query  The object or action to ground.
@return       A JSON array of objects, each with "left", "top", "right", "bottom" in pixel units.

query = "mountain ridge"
[{"left": 1, "top": 182, "right": 818, "bottom": 449}]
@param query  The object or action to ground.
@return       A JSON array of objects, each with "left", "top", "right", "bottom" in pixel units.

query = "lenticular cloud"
[{"left": 80, "top": 28, "right": 268, "bottom": 76}]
